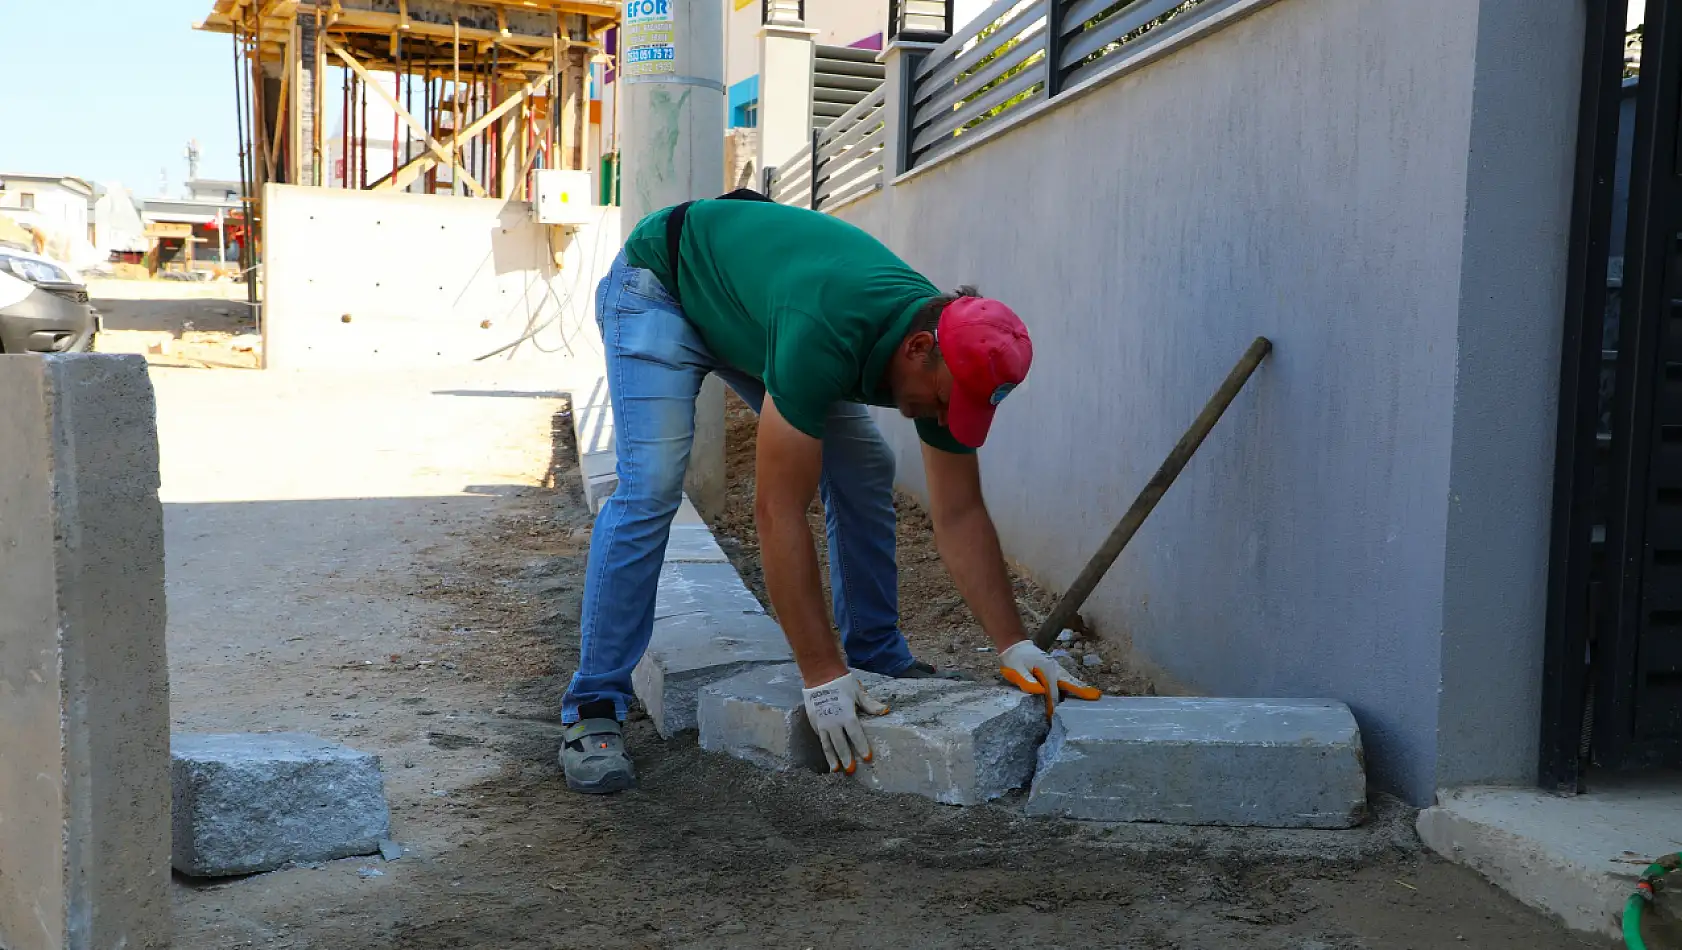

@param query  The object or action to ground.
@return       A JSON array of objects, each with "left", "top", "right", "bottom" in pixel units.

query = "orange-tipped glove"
[
  {"left": 999, "top": 640, "right": 1102, "bottom": 719},
  {"left": 802, "top": 672, "right": 889, "bottom": 774}
]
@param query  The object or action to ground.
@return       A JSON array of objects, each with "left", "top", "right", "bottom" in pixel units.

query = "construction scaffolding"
[{"left": 196, "top": 0, "right": 617, "bottom": 285}]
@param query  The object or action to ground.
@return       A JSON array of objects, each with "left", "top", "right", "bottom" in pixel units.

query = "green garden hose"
[{"left": 1625, "top": 852, "right": 1682, "bottom": 949}]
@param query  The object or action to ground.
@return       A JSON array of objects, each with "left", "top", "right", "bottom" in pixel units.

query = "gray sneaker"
[{"left": 559, "top": 718, "right": 637, "bottom": 794}]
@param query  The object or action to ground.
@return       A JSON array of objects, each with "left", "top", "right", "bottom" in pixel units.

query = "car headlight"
[{"left": 0, "top": 251, "right": 70, "bottom": 284}]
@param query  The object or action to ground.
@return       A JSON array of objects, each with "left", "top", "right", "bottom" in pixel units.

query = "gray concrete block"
[
  {"left": 581, "top": 447, "right": 616, "bottom": 480},
  {"left": 1025, "top": 697, "right": 1366, "bottom": 828},
  {"left": 585, "top": 470, "right": 618, "bottom": 511},
  {"left": 580, "top": 449, "right": 618, "bottom": 513},
  {"left": 654, "top": 561, "right": 766, "bottom": 620},
  {"left": 171, "top": 733, "right": 391, "bottom": 877},
  {"left": 665, "top": 525, "right": 728, "bottom": 563},
  {"left": 570, "top": 377, "right": 617, "bottom": 513},
  {"left": 633, "top": 611, "right": 793, "bottom": 737},
  {"left": 0, "top": 354, "right": 171, "bottom": 950},
  {"left": 673, "top": 496, "right": 706, "bottom": 526},
  {"left": 697, "top": 663, "right": 826, "bottom": 771},
  {"left": 847, "top": 676, "right": 1049, "bottom": 805},
  {"left": 1416, "top": 782, "right": 1682, "bottom": 939}
]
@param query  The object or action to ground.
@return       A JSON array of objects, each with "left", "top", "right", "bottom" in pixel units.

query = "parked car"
[{"left": 0, "top": 246, "right": 98, "bottom": 353}]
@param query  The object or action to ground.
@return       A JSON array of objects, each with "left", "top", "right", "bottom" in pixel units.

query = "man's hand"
[
  {"left": 998, "top": 640, "right": 1102, "bottom": 719},
  {"left": 802, "top": 672, "right": 890, "bottom": 774}
]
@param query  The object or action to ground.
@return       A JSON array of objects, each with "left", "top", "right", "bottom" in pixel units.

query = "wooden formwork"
[{"left": 196, "top": 0, "right": 615, "bottom": 276}]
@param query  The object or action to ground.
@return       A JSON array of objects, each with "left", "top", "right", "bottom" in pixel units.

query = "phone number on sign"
[{"left": 625, "top": 46, "right": 675, "bottom": 64}]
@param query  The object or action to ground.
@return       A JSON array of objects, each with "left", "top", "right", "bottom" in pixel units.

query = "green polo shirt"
[{"left": 623, "top": 200, "right": 970, "bottom": 454}]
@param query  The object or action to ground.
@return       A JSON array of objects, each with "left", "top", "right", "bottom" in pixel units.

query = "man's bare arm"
[
  {"left": 922, "top": 446, "right": 1028, "bottom": 651},
  {"left": 756, "top": 398, "right": 850, "bottom": 687}
]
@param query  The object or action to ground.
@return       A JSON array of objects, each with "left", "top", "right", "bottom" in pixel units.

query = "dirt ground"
[
  {"left": 89, "top": 277, "right": 262, "bottom": 368},
  {"left": 152, "top": 355, "right": 1613, "bottom": 949},
  {"left": 709, "top": 391, "right": 1153, "bottom": 695}
]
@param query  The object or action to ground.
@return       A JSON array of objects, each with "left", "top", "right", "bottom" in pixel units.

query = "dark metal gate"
[{"left": 1544, "top": 0, "right": 1682, "bottom": 790}]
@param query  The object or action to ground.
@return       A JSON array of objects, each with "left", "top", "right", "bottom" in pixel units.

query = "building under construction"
[{"left": 196, "top": 0, "right": 618, "bottom": 272}]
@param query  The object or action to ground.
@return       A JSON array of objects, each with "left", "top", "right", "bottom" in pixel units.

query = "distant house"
[
  {"left": 142, "top": 179, "right": 247, "bottom": 274},
  {"left": 185, "top": 178, "right": 244, "bottom": 203},
  {"left": 0, "top": 173, "right": 97, "bottom": 260}
]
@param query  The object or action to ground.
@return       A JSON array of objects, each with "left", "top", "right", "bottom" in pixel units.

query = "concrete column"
[
  {"left": 619, "top": 0, "right": 727, "bottom": 518},
  {"left": 754, "top": 18, "right": 817, "bottom": 181},
  {"left": 0, "top": 354, "right": 170, "bottom": 950},
  {"left": 1431, "top": 0, "right": 1584, "bottom": 796},
  {"left": 877, "top": 38, "right": 942, "bottom": 188}
]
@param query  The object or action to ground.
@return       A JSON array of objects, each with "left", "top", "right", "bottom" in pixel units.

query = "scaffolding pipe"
[
  {"left": 249, "top": 2, "right": 268, "bottom": 190},
  {"left": 342, "top": 66, "right": 350, "bottom": 186},
  {"left": 425, "top": 61, "right": 436, "bottom": 193},
  {"left": 360, "top": 73, "right": 369, "bottom": 188},
  {"left": 551, "top": 21, "right": 561, "bottom": 158},
  {"left": 230, "top": 23, "right": 254, "bottom": 292},
  {"left": 452, "top": 18, "right": 462, "bottom": 195},
  {"left": 393, "top": 32, "right": 402, "bottom": 181},
  {"left": 468, "top": 39, "right": 479, "bottom": 191},
  {"left": 404, "top": 43, "right": 414, "bottom": 180}
]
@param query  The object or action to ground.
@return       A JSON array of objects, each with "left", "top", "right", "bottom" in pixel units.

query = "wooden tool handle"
[{"left": 1031, "top": 337, "right": 1273, "bottom": 650}]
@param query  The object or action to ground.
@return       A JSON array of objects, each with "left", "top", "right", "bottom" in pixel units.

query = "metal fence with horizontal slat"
[
  {"left": 769, "top": 139, "right": 815, "bottom": 208},
  {"left": 814, "top": 44, "right": 885, "bottom": 131},
  {"left": 906, "top": 0, "right": 1216, "bottom": 170},
  {"left": 767, "top": 83, "right": 888, "bottom": 211},
  {"left": 813, "top": 85, "right": 887, "bottom": 209}
]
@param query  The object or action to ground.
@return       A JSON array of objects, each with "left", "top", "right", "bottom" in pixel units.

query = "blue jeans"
[{"left": 561, "top": 252, "right": 915, "bottom": 723}]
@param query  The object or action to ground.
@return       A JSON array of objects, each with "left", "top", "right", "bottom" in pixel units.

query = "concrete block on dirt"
[
  {"left": 580, "top": 449, "right": 618, "bottom": 512},
  {"left": 848, "top": 676, "right": 1048, "bottom": 805},
  {"left": 1025, "top": 697, "right": 1366, "bottom": 828},
  {"left": 634, "top": 611, "right": 793, "bottom": 738},
  {"left": 571, "top": 376, "right": 617, "bottom": 513},
  {"left": 0, "top": 354, "right": 171, "bottom": 950},
  {"left": 665, "top": 525, "right": 728, "bottom": 563},
  {"left": 1417, "top": 782, "right": 1682, "bottom": 938},
  {"left": 654, "top": 561, "right": 767, "bottom": 620},
  {"left": 697, "top": 663, "right": 826, "bottom": 771},
  {"left": 171, "top": 733, "right": 391, "bottom": 877}
]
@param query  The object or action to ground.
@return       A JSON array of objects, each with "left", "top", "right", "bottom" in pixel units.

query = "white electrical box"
[{"left": 532, "top": 169, "right": 595, "bottom": 226}]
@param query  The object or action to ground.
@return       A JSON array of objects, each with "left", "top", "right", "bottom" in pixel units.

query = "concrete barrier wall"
[
  {"left": 0, "top": 354, "right": 170, "bottom": 949},
  {"left": 262, "top": 184, "right": 619, "bottom": 373},
  {"left": 835, "top": 0, "right": 1582, "bottom": 802}
]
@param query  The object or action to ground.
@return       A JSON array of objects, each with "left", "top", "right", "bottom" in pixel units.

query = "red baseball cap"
[{"left": 938, "top": 296, "right": 1032, "bottom": 448}]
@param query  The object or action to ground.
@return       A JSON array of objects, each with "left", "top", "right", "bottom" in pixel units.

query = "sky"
[{"left": 1, "top": 0, "right": 243, "bottom": 196}]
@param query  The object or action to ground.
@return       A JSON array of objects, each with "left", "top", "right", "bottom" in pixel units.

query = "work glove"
[
  {"left": 998, "top": 640, "right": 1103, "bottom": 720},
  {"left": 802, "top": 672, "right": 889, "bottom": 774}
]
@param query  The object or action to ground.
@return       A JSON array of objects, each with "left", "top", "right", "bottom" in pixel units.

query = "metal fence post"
[
  {"left": 808, "top": 126, "right": 821, "bottom": 209},
  {"left": 895, "top": 50, "right": 925, "bottom": 176},
  {"left": 1046, "top": 0, "right": 1067, "bottom": 98}
]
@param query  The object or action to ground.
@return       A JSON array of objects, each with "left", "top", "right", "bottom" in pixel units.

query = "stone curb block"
[
  {"left": 633, "top": 611, "right": 793, "bottom": 737},
  {"left": 848, "top": 676, "right": 1049, "bottom": 805},
  {"left": 1026, "top": 697, "right": 1366, "bottom": 828},
  {"left": 171, "top": 733, "right": 391, "bottom": 877},
  {"left": 698, "top": 663, "right": 826, "bottom": 771},
  {"left": 665, "top": 525, "right": 729, "bottom": 563},
  {"left": 654, "top": 562, "right": 766, "bottom": 621}
]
